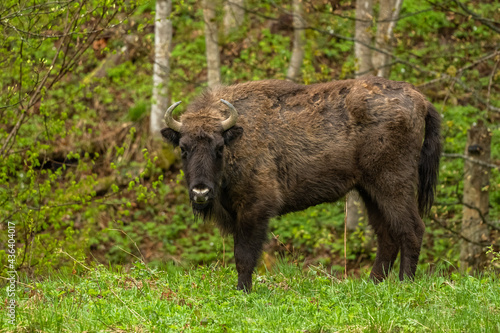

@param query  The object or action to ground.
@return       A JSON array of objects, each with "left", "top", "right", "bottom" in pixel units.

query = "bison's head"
[{"left": 161, "top": 99, "right": 243, "bottom": 213}]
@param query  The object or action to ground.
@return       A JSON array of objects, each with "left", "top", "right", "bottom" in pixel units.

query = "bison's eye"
[
  {"left": 180, "top": 146, "right": 189, "bottom": 159},
  {"left": 216, "top": 145, "right": 224, "bottom": 158}
]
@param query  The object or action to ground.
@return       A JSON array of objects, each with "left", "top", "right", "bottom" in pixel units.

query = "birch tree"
[
  {"left": 352, "top": 0, "right": 403, "bottom": 77},
  {"left": 286, "top": 0, "right": 305, "bottom": 82},
  {"left": 354, "top": 0, "right": 374, "bottom": 77},
  {"left": 203, "top": 0, "right": 221, "bottom": 87},
  {"left": 347, "top": 0, "right": 403, "bottom": 230},
  {"left": 223, "top": 0, "right": 245, "bottom": 33},
  {"left": 373, "top": 0, "right": 403, "bottom": 77},
  {"left": 151, "top": 0, "right": 173, "bottom": 137},
  {"left": 346, "top": 0, "right": 374, "bottom": 231}
]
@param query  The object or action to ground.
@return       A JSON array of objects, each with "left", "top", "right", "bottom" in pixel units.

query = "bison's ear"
[
  {"left": 161, "top": 128, "right": 181, "bottom": 146},
  {"left": 223, "top": 126, "right": 243, "bottom": 145}
]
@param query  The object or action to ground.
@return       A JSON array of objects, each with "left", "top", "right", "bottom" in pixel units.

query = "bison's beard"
[
  {"left": 191, "top": 201, "right": 213, "bottom": 221},
  {"left": 190, "top": 195, "right": 235, "bottom": 236}
]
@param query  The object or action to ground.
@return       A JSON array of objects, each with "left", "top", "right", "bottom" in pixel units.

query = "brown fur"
[{"left": 161, "top": 76, "right": 441, "bottom": 291}]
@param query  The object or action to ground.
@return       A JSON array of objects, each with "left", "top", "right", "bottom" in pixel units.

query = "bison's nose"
[{"left": 192, "top": 188, "right": 210, "bottom": 204}]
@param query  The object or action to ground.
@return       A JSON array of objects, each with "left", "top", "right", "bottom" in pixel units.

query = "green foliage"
[
  {"left": 486, "top": 246, "right": 500, "bottom": 266},
  {"left": 0, "top": 0, "right": 156, "bottom": 276},
  {"left": 269, "top": 202, "right": 375, "bottom": 268}
]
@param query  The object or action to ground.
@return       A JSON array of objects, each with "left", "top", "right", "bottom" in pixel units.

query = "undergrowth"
[
  {"left": 1, "top": 261, "right": 499, "bottom": 332},
  {"left": 1, "top": 0, "right": 499, "bottom": 280}
]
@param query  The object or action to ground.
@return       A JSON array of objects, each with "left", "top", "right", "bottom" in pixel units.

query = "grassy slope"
[{"left": 2, "top": 263, "right": 499, "bottom": 332}]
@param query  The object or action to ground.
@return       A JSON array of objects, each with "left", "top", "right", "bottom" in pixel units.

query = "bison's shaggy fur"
[{"left": 162, "top": 76, "right": 441, "bottom": 291}]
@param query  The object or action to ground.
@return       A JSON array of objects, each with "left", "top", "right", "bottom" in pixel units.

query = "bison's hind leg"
[
  {"left": 358, "top": 190, "right": 400, "bottom": 282},
  {"left": 359, "top": 184, "right": 424, "bottom": 282},
  {"left": 395, "top": 206, "right": 424, "bottom": 281}
]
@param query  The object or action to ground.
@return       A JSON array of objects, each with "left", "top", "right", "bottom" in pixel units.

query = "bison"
[{"left": 161, "top": 76, "right": 441, "bottom": 291}]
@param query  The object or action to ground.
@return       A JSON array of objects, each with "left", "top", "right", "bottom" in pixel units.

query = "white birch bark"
[
  {"left": 223, "top": 0, "right": 245, "bottom": 33},
  {"left": 373, "top": 0, "right": 403, "bottom": 77},
  {"left": 347, "top": 0, "right": 404, "bottom": 230},
  {"left": 151, "top": 0, "right": 173, "bottom": 136},
  {"left": 346, "top": 192, "right": 366, "bottom": 231},
  {"left": 354, "top": 0, "right": 374, "bottom": 77},
  {"left": 347, "top": 0, "right": 374, "bottom": 230},
  {"left": 286, "top": 0, "right": 305, "bottom": 82},
  {"left": 203, "top": 0, "right": 221, "bottom": 87}
]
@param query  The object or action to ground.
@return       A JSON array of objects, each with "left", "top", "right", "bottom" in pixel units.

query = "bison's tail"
[{"left": 418, "top": 103, "right": 442, "bottom": 216}]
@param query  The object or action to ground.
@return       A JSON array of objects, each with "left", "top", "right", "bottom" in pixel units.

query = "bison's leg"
[
  {"left": 233, "top": 220, "right": 269, "bottom": 292},
  {"left": 375, "top": 199, "right": 423, "bottom": 281},
  {"left": 374, "top": 196, "right": 423, "bottom": 281},
  {"left": 359, "top": 190, "right": 400, "bottom": 282},
  {"left": 372, "top": 228, "right": 400, "bottom": 281},
  {"left": 359, "top": 178, "right": 424, "bottom": 281},
  {"left": 397, "top": 209, "right": 425, "bottom": 281}
]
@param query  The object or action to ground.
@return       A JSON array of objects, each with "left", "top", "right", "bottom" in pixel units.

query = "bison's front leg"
[{"left": 233, "top": 219, "right": 269, "bottom": 292}]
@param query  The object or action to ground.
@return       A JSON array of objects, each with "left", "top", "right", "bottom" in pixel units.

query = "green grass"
[{"left": 2, "top": 262, "right": 499, "bottom": 332}]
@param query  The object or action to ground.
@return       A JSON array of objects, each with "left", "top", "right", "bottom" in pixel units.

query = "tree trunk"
[
  {"left": 346, "top": 191, "right": 366, "bottom": 231},
  {"left": 347, "top": 0, "right": 374, "bottom": 230},
  {"left": 347, "top": 0, "right": 404, "bottom": 231},
  {"left": 286, "top": 0, "right": 305, "bottom": 82},
  {"left": 460, "top": 120, "right": 491, "bottom": 272},
  {"left": 354, "top": 0, "right": 374, "bottom": 76},
  {"left": 372, "top": 0, "right": 403, "bottom": 77},
  {"left": 203, "top": 0, "right": 221, "bottom": 87},
  {"left": 223, "top": 0, "right": 245, "bottom": 33},
  {"left": 151, "top": 0, "right": 173, "bottom": 137}
]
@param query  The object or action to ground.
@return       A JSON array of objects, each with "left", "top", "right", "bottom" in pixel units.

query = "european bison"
[{"left": 161, "top": 76, "right": 441, "bottom": 291}]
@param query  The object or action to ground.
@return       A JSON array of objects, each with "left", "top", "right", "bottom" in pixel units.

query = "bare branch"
[
  {"left": 434, "top": 200, "right": 500, "bottom": 232},
  {"left": 0, "top": 3, "right": 78, "bottom": 157},
  {"left": 442, "top": 153, "right": 500, "bottom": 171},
  {"left": 292, "top": 0, "right": 436, "bottom": 24},
  {"left": 0, "top": 1, "right": 134, "bottom": 157},
  {"left": 486, "top": 54, "right": 499, "bottom": 109},
  {"left": 430, "top": 215, "right": 490, "bottom": 247},
  {"left": 450, "top": 0, "right": 500, "bottom": 34},
  {"left": 0, "top": 1, "right": 73, "bottom": 21},
  {"left": 233, "top": 1, "right": 499, "bottom": 112},
  {"left": 418, "top": 50, "right": 500, "bottom": 88},
  {"left": 462, "top": 202, "right": 500, "bottom": 232},
  {"left": 0, "top": 1, "right": 133, "bottom": 39}
]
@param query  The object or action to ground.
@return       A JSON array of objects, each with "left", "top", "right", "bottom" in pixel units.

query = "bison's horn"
[
  {"left": 220, "top": 99, "right": 238, "bottom": 131},
  {"left": 164, "top": 101, "right": 183, "bottom": 132}
]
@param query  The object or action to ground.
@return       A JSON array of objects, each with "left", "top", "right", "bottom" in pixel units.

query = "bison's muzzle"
[{"left": 191, "top": 187, "right": 211, "bottom": 209}]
